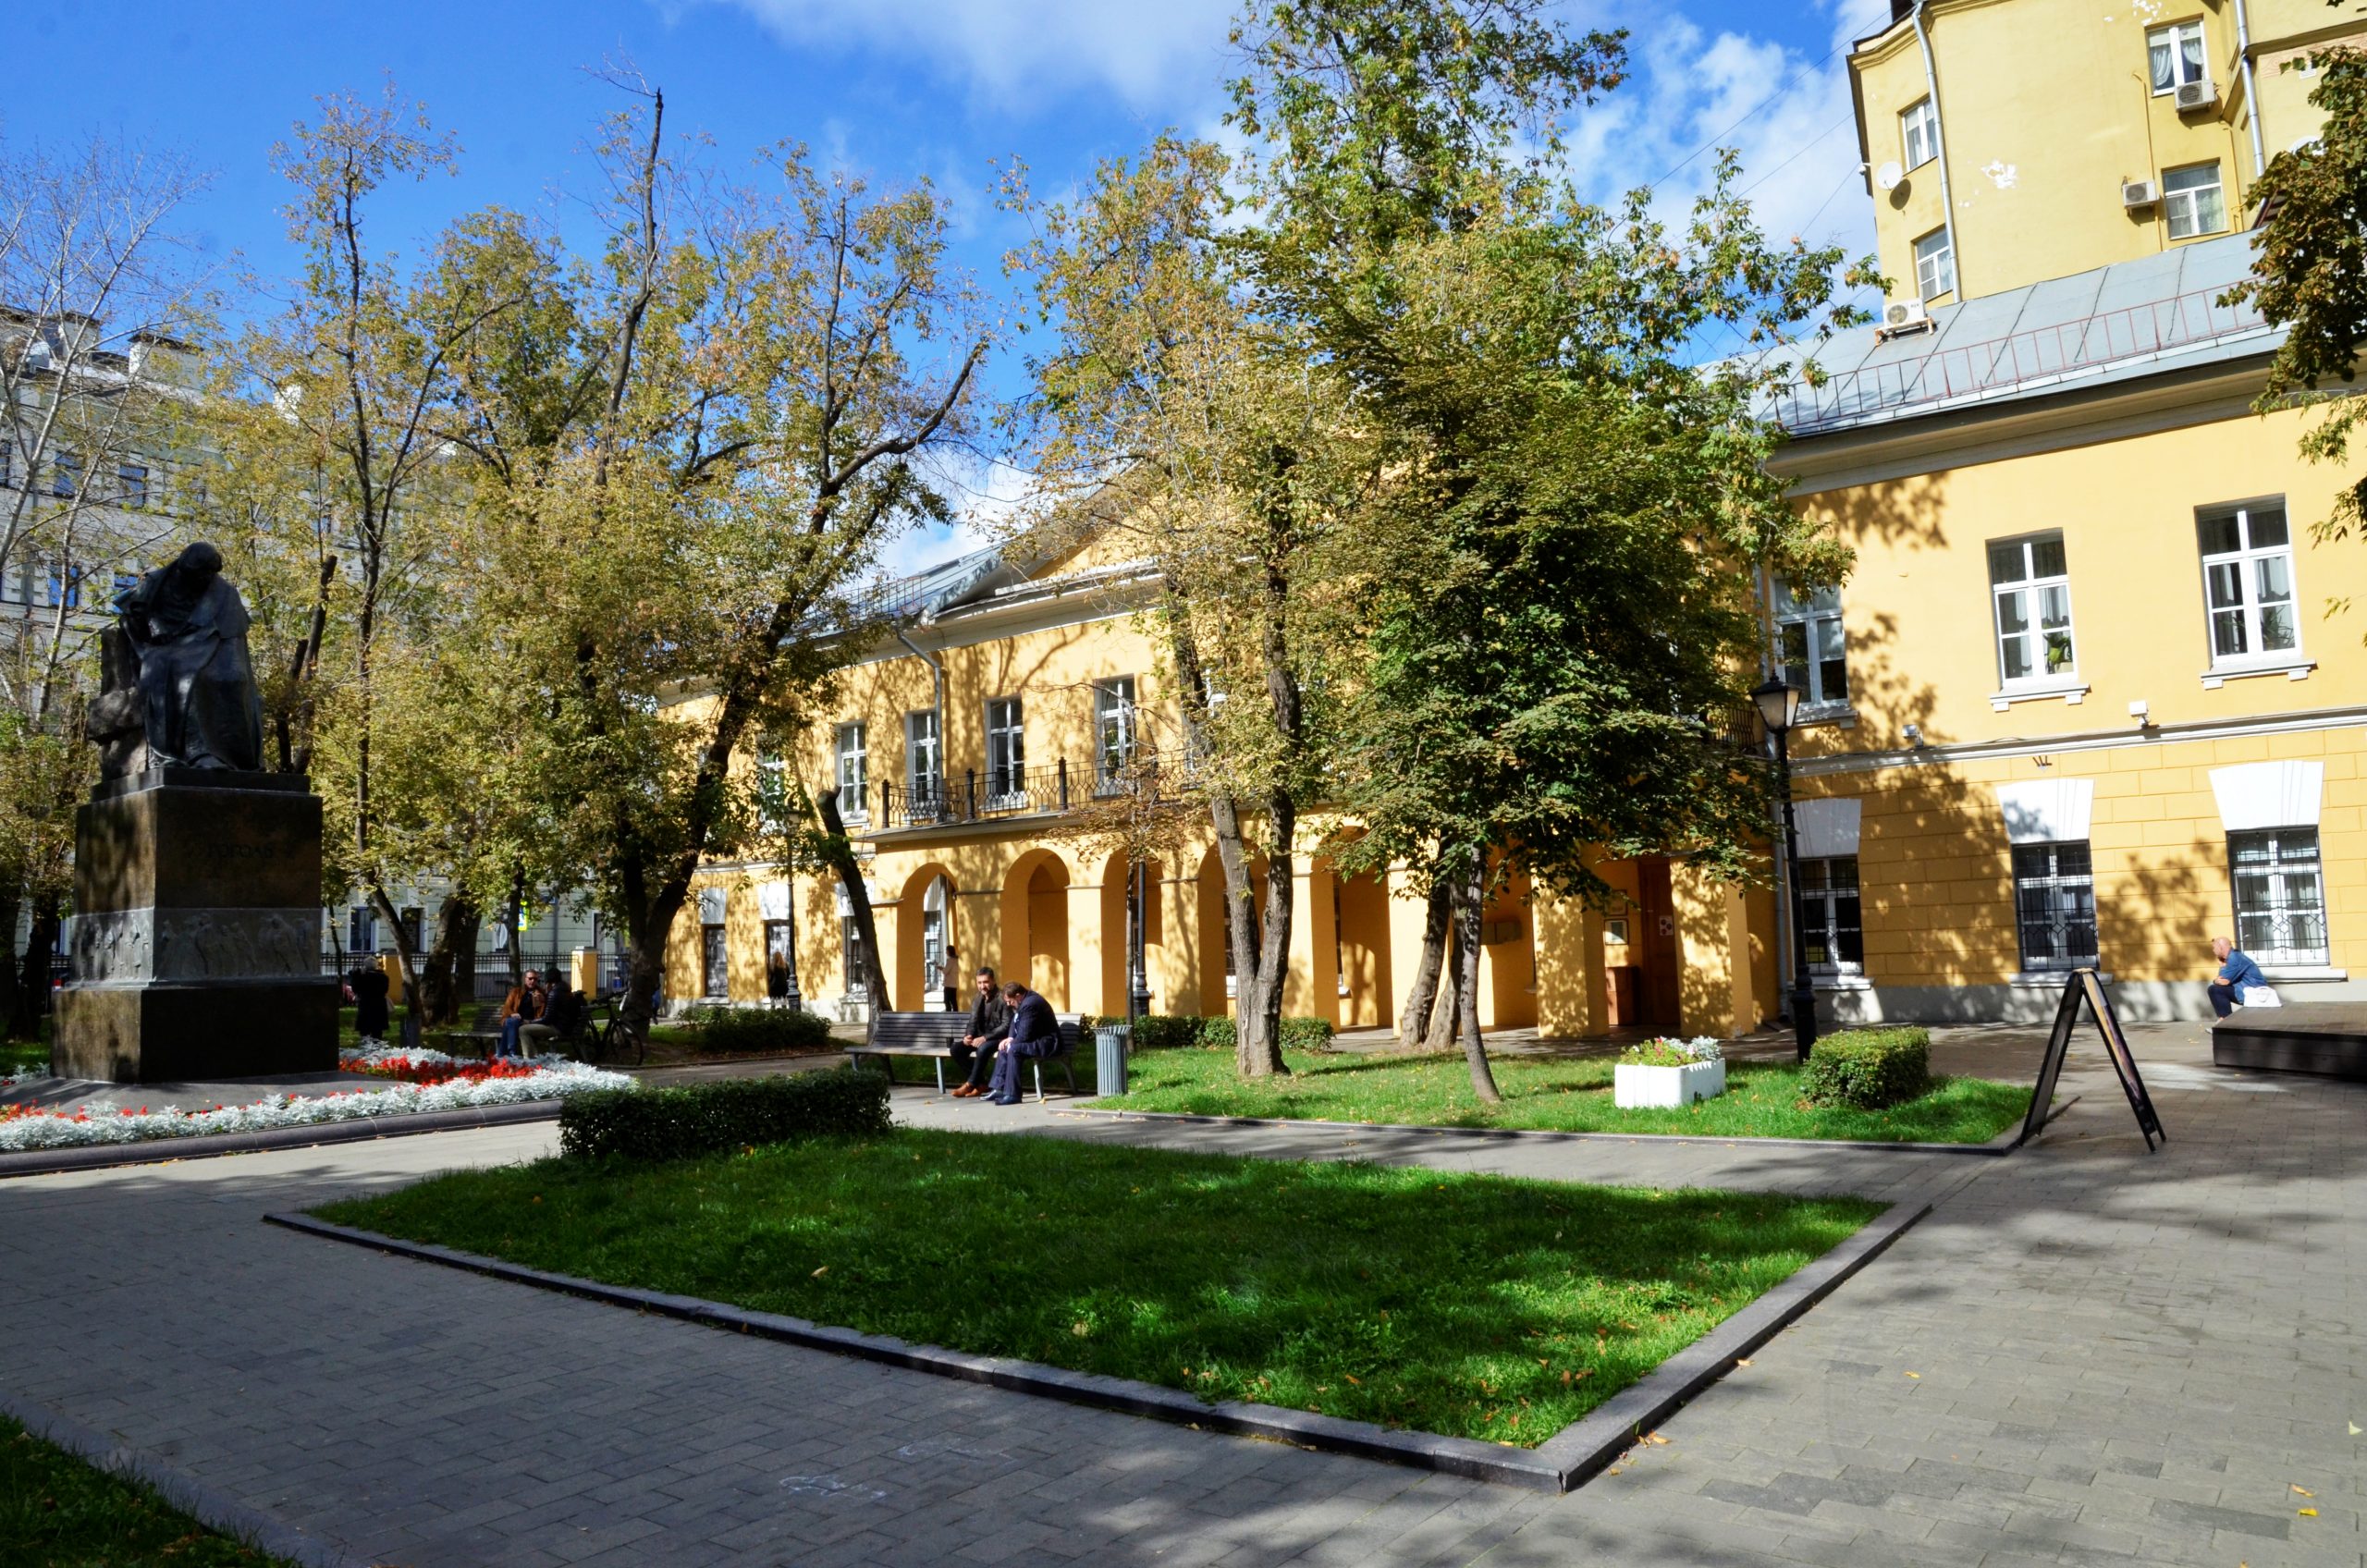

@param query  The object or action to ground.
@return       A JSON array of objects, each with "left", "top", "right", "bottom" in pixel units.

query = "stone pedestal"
[{"left": 54, "top": 768, "right": 339, "bottom": 1084}]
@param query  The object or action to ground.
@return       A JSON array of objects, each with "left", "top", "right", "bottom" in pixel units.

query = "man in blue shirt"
[{"left": 2207, "top": 936, "right": 2269, "bottom": 1018}]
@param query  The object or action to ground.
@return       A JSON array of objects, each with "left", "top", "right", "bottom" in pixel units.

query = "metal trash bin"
[{"left": 1095, "top": 1023, "right": 1131, "bottom": 1096}]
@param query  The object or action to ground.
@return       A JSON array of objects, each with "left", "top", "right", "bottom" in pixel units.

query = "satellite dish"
[{"left": 1875, "top": 161, "right": 1905, "bottom": 191}]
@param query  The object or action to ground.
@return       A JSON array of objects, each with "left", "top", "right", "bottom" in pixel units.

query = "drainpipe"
[
  {"left": 1911, "top": 0, "right": 1962, "bottom": 298},
  {"left": 2232, "top": 0, "right": 2268, "bottom": 183}
]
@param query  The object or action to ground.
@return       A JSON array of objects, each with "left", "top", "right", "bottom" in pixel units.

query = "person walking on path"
[
  {"left": 351, "top": 962, "right": 391, "bottom": 1045},
  {"left": 985, "top": 981, "right": 1058, "bottom": 1105},
  {"left": 940, "top": 943, "right": 962, "bottom": 1013},
  {"left": 949, "top": 967, "right": 1010, "bottom": 1097},
  {"left": 2206, "top": 936, "right": 2272, "bottom": 1018}
]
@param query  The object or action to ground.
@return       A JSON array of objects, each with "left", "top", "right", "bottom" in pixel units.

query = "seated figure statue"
[{"left": 113, "top": 542, "right": 264, "bottom": 773}]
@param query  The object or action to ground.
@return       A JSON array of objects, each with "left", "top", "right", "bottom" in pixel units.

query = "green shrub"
[
  {"left": 558, "top": 1070, "right": 890, "bottom": 1161},
  {"left": 1059, "top": 1013, "right": 1337, "bottom": 1051},
  {"left": 1800, "top": 1029, "right": 1932, "bottom": 1110},
  {"left": 684, "top": 1005, "right": 836, "bottom": 1055},
  {"left": 1280, "top": 1016, "right": 1337, "bottom": 1051}
]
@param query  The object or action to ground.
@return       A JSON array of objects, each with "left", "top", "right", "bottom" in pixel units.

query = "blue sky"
[{"left": 6, "top": 0, "right": 1892, "bottom": 568}]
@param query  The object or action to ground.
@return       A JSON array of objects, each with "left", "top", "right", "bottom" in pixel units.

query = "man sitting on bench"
[
  {"left": 985, "top": 980, "right": 1057, "bottom": 1106},
  {"left": 948, "top": 966, "right": 1010, "bottom": 1098}
]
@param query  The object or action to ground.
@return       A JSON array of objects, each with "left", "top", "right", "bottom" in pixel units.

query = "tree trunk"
[
  {"left": 1395, "top": 874, "right": 1452, "bottom": 1051},
  {"left": 1452, "top": 864, "right": 1502, "bottom": 1104},
  {"left": 370, "top": 885, "right": 424, "bottom": 1053},
  {"left": 9, "top": 893, "right": 60, "bottom": 1043},
  {"left": 504, "top": 868, "right": 525, "bottom": 988},
  {"left": 419, "top": 892, "right": 478, "bottom": 1026},
  {"left": 816, "top": 787, "right": 891, "bottom": 1036},
  {"left": 1425, "top": 921, "right": 1461, "bottom": 1052},
  {"left": 0, "top": 884, "right": 19, "bottom": 1043}
]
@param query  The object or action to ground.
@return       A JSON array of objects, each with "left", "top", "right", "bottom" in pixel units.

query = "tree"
[
  {"left": 444, "top": 86, "right": 988, "bottom": 1050},
  {"left": 2226, "top": 32, "right": 2367, "bottom": 556},
  {"left": 0, "top": 132, "right": 214, "bottom": 1039}
]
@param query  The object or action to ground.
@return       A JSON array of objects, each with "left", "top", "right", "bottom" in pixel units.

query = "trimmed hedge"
[
  {"left": 681, "top": 1005, "right": 836, "bottom": 1055},
  {"left": 1089, "top": 1013, "right": 1337, "bottom": 1051},
  {"left": 1799, "top": 1028, "right": 1933, "bottom": 1110},
  {"left": 558, "top": 1070, "right": 889, "bottom": 1161}
]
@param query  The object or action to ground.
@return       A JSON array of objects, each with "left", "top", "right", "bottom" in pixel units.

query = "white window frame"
[
  {"left": 1900, "top": 97, "right": 1939, "bottom": 170},
  {"left": 985, "top": 695, "right": 1025, "bottom": 808},
  {"left": 2228, "top": 827, "right": 2330, "bottom": 967},
  {"left": 1797, "top": 855, "right": 1864, "bottom": 976},
  {"left": 2197, "top": 501, "right": 2300, "bottom": 668},
  {"left": 2147, "top": 19, "right": 2206, "bottom": 94},
  {"left": 1772, "top": 581, "right": 1849, "bottom": 712},
  {"left": 1913, "top": 227, "right": 1955, "bottom": 301},
  {"left": 835, "top": 721, "right": 868, "bottom": 823},
  {"left": 905, "top": 708, "right": 942, "bottom": 806},
  {"left": 2163, "top": 160, "right": 2226, "bottom": 239},
  {"left": 1095, "top": 676, "right": 1137, "bottom": 783},
  {"left": 1988, "top": 533, "right": 2079, "bottom": 688},
  {"left": 755, "top": 743, "right": 790, "bottom": 832},
  {"left": 117, "top": 460, "right": 148, "bottom": 509}
]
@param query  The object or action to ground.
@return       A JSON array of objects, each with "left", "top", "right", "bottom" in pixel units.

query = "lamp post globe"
[{"left": 1754, "top": 675, "right": 1818, "bottom": 1061}]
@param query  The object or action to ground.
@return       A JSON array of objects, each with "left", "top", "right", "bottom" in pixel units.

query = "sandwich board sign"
[{"left": 2022, "top": 967, "right": 2164, "bottom": 1151}]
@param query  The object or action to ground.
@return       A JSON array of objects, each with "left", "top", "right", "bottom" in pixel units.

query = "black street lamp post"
[
  {"left": 1128, "top": 859, "right": 1152, "bottom": 1024},
  {"left": 1752, "top": 676, "right": 1818, "bottom": 1062}
]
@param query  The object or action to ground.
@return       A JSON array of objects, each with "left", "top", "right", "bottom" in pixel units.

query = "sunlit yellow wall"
[{"left": 1850, "top": 0, "right": 2366, "bottom": 303}]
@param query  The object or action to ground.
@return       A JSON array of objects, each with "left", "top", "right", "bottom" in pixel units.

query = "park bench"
[{"left": 845, "top": 1011, "right": 1083, "bottom": 1099}]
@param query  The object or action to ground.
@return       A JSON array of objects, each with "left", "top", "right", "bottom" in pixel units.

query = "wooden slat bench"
[{"left": 846, "top": 1011, "right": 1084, "bottom": 1099}]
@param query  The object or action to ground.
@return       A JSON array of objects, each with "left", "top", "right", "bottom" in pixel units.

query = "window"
[
  {"left": 1797, "top": 857, "right": 1864, "bottom": 973},
  {"left": 2012, "top": 841, "right": 2098, "bottom": 972},
  {"left": 117, "top": 462, "right": 147, "bottom": 508},
  {"left": 835, "top": 722, "right": 868, "bottom": 821},
  {"left": 399, "top": 907, "right": 423, "bottom": 952},
  {"left": 348, "top": 905, "right": 377, "bottom": 954},
  {"left": 841, "top": 914, "right": 869, "bottom": 996},
  {"left": 2198, "top": 503, "right": 2299, "bottom": 665},
  {"left": 1988, "top": 534, "right": 2078, "bottom": 685},
  {"left": 1095, "top": 677, "right": 1137, "bottom": 781},
  {"left": 764, "top": 919, "right": 794, "bottom": 990},
  {"left": 2229, "top": 829, "right": 2329, "bottom": 966},
  {"left": 51, "top": 448, "right": 80, "bottom": 499},
  {"left": 905, "top": 709, "right": 942, "bottom": 810},
  {"left": 0, "top": 441, "right": 11, "bottom": 488},
  {"left": 2148, "top": 19, "right": 2206, "bottom": 93},
  {"left": 986, "top": 696, "right": 1025, "bottom": 807},
  {"left": 701, "top": 923, "right": 728, "bottom": 998},
  {"left": 43, "top": 558, "right": 80, "bottom": 610},
  {"left": 2163, "top": 161, "right": 2226, "bottom": 239},
  {"left": 755, "top": 743, "right": 790, "bottom": 831},
  {"left": 1773, "top": 582, "right": 1849, "bottom": 709},
  {"left": 1900, "top": 97, "right": 1939, "bottom": 170},
  {"left": 1913, "top": 227, "right": 1955, "bottom": 301}
]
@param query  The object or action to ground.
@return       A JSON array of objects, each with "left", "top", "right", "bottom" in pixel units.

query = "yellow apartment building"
[
  {"left": 1852, "top": 0, "right": 2367, "bottom": 306},
  {"left": 663, "top": 5, "right": 2367, "bottom": 1035},
  {"left": 664, "top": 536, "right": 1780, "bottom": 1040}
]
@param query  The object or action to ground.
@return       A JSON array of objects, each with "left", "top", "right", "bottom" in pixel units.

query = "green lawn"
[
  {"left": 1, "top": 1415, "right": 296, "bottom": 1567},
  {"left": 1090, "top": 1048, "right": 2030, "bottom": 1144},
  {"left": 319, "top": 1129, "right": 1879, "bottom": 1446}
]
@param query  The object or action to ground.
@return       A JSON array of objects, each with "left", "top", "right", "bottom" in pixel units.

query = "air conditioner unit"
[
  {"left": 1881, "top": 297, "right": 1933, "bottom": 336},
  {"left": 2121, "top": 178, "right": 2160, "bottom": 209},
  {"left": 2175, "top": 79, "right": 2220, "bottom": 113}
]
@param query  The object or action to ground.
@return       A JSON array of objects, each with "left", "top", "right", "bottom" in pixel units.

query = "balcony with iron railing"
[{"left": 859, "top": 750, "right": 1194, "bottom": 834}]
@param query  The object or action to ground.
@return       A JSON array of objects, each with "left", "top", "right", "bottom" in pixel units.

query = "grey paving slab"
[{"left": 2, "top": 1022, "right": 2362, "bottom": 1566}]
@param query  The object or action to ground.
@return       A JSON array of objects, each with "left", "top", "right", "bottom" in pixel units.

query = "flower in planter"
[{"left": 1615, "top": 1035, "right": 1723, "bottom": 1068}]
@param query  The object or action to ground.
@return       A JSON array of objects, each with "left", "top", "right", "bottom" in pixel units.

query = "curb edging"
[
  {"left": 264, "top": 1196, "right": 1935, "bottom": 1493},
  {"left": 0, "top": 1385, "right": 377, "bottom": 1568},
  {"left": 0, "top": 1099, "right": 564, "bottom": 1181}
]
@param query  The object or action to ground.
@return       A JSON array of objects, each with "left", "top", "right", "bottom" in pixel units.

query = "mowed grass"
[
  {"left": 1, "top": 1415, "right": 296, "bottom": 1567},
  {"left": 1091, "top": 1048, "right": 2030, "bottom": 1144},
  {"left": 319, "top": 1130, "right": 1880, "bottom": 1447}
]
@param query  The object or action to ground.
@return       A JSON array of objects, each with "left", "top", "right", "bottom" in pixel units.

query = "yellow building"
[
  {"left": 1851, "top": 0, "right": 2367, "bottom": 306},
  {"left": 667, "top": 538, "right": 1778, "bottom": 1041}
]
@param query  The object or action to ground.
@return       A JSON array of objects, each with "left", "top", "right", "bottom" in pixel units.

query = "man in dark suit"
[
  {"left": 986, "top": 981, "right": 1058, "bottom": 1105},
  {"left": 947, "top": 967, "right": 1010, "bottom": 1097}
]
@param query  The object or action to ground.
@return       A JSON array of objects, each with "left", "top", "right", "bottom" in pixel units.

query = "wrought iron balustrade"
[{"left": 868, "top": 751, "right": 1195, "bottom": 833}]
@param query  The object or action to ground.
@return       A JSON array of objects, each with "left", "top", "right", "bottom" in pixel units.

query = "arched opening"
[
  {"left": 1098, "top": 852, "right": 1165, "bottom": 1017},
  {"left": 893, "top": 864, "right": 960, "bottom": 1011},
  {"left": 1000, "top": 848, "right": 1073, "bottom": 1010},
  {"left": 1194, "top": 850, "right": 1272, "bottom": 1017},
  {"left": 1326, "top": 842, "right": 1395, "bottom": 1030},
  {"left": 1480, "top": 865, "right": 1539, "bottom": 1029}
]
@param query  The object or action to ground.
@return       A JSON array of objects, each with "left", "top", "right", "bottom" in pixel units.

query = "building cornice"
[{"left": 1796, "top": 701, "right": 2367, "bottom": 779}]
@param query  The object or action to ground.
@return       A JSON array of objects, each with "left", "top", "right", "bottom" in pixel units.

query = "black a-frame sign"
[{"left": 2022, "top": 967, "right": 2165, "bottom": 1151}]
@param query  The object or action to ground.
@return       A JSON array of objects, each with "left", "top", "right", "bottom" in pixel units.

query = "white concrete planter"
[{"left": 1613, "top": 1058, "right": 1727, "bottom": 1109}]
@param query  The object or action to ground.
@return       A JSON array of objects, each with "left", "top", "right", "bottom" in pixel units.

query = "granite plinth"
[
  {"left": 2212, "top": 1003, "right": 2367, "bottom": 1081},
  {"left": 55, "top": 776, "right": 335, "bottom": 1084}
]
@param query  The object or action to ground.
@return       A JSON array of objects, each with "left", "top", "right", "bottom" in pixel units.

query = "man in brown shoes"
[{"left": 947, "top": 966, "right": 1010, "bottom": 1096}]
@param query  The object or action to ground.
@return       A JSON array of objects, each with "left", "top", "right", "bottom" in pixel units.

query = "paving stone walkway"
[{"left": 1, "top": 1023, "right": 2361, "bottom": 1566}]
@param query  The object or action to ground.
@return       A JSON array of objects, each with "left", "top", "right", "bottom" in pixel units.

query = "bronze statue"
[{"left": 98, "top": 542, "right": 264, "bottom": 774}]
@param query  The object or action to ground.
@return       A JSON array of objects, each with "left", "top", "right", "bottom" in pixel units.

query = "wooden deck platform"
[{"left": 2213, "top": 1003, "right": 2367, "bottom": 1081}]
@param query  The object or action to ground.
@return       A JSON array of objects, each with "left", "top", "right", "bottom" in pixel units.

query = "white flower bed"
[
  {"left": 1613, "top": 1036, "right": 1729, "bottom": 1109},
  {"left": 1, "top": 1066, "right": 48, "bottom": 1091},
  {"left": 339, "top": 1042, "right": 469, "bottom": 1072},
  {"left": 0, "top": 1062, "right": 635, "bottom": 1153}
]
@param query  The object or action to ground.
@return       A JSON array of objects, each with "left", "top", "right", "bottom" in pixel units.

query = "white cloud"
[
  {"left": 873, "top": 447, "right": 1033, "bottom": 581},
  {"left": 689, "top": 0, "right": 1237, "bottom": 111}
]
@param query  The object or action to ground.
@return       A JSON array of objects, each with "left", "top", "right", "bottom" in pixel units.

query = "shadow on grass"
[{"left": 318, "top": 1128, "right": 1880, "bottom": 1448}]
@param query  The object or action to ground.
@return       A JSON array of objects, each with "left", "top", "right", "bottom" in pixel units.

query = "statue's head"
[{"left": 172, "top": 542, "right": 225, "bottom": 580}]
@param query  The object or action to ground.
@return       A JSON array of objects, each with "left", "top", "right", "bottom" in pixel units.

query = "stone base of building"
[
  {"left": 1817, "top": 974, "right": 2367, "bottom": 1027},
  {"left": 53, "top": 980, "right": 341, "bottom": 1084}
]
